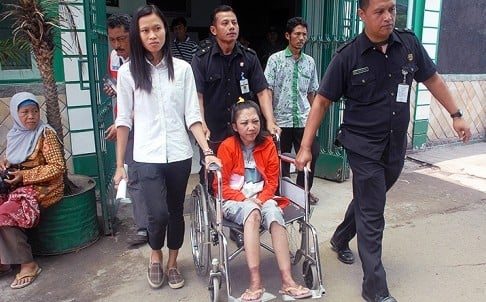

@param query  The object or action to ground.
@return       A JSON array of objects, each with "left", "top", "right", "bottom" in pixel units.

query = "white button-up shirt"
[{"left": 115, "top": 57, "right": 201, "bottom": 163}]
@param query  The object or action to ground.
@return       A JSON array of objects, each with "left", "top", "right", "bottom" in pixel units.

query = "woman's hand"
[
  {"left": 0, "top": 158, "right": 10, "bottom": 171},
  {"left": 204, "top": 155, "right": 222, "bottom": 169},
  {"left": 4, "top": 169, "right": 23, "bottom": 186},
  {"left": 113, "top": 166, "right": 127, "bottom": 190}
]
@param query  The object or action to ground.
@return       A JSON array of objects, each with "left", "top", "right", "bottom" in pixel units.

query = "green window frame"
[{"left": 0, "top": 1, "right": 41, "bottom": 82}]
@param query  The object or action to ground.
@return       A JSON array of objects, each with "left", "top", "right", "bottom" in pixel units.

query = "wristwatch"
[{"left": 450, "top": 109, "right": 463, "bottom": 119}]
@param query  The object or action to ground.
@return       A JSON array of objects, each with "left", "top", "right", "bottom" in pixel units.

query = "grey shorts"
[{"left": 222, "top": 199, "right": 285, "bottom": 231}]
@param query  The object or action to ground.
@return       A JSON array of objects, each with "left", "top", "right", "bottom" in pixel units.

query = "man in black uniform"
[
  {"left": 191, "top": 5, "right": 279, "bottom": 145},
  {"left": 191, "top": 5, "right": 280, "bottom": 247},
  {"left": 295, "top": 0, "right": 471, "bottom": 301}
]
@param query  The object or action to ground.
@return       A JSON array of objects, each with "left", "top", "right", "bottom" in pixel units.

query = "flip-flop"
[
  {"left": 10, "top": 266, "right": 42, "bottom": 289},
  {"left": 279, "top": 285, "right": 312, "bottom": 299},
  {"left": 241, "top": 288, "right": 265, "bottom": 302}
]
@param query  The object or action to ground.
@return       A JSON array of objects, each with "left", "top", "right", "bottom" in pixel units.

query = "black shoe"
[
  {"left": 362, "top": 290, "right": 397, "bottom": 302},
  {"left": 330, "top": 239, "right": 355, "bottom": 264},
  {"left": 127, "top": 232, "right": 148, "bottom": 247},
  {"left": 229, "top": 229, "right": 244, "bottom": 248}
]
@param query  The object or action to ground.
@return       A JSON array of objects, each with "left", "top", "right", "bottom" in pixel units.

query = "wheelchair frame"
[{"left": 190, "top": 153, "right": 325, "bottom": 301}]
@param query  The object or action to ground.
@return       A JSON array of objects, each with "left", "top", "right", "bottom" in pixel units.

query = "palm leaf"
[
  {"left": 0, "top": 38, "right": 31, "bottom": 63},
  {"left": 1, "top": 0, "right": 82, "bottom": 193}
]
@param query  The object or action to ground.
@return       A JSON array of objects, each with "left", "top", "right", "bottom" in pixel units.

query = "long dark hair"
[
  {"left": 230, "top": 99, "right": 267, "bottom": 146},
  {"left": 129, "top": 5, "right": 174, "bottom": 92}
]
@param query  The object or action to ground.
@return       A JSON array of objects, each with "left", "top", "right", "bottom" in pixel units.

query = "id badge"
[
  {"left": 240, "top": 78, "right": 250, "bottom": 94},
  {"left": 396, "top": 84, "right": 409, "bottom": 103}
]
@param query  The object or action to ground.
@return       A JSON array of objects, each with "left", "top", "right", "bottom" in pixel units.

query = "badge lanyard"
[
  {"left": 240, "top": 71, "right": 250, "bottom": 94},
  {"left": 396, "top": 69, "right": 409, "bottom": 103}
]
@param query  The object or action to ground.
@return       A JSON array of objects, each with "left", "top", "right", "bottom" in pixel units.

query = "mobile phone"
[{"left": 103, "top": 74, "right": 117, "bottom": 95}]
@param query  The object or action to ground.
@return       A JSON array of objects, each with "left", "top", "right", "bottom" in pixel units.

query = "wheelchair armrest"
[{"left": 280, "top": 152, "right": 295, "bottom": 163}]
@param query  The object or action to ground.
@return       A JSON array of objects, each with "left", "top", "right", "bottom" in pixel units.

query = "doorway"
[{"left": 228, "top": 0, "right": 298, "bottom": 51}]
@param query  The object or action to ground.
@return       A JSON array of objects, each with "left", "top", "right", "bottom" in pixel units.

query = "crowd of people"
[{"left": 0, "top": 1, "right": 471, "bottom": 302}]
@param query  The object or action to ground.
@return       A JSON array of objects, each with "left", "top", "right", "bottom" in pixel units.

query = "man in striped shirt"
[{"left": 170, "top": 17, "right": 199, "bottom": 63}]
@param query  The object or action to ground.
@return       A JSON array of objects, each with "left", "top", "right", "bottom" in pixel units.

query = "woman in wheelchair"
[{"left": 215, "top": 99, "right": 311, "bottom": 301}]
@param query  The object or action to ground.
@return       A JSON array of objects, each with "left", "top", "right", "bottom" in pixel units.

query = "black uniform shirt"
[
  {"left": 318, "top": 29, "right": 436, "bottom": 160},
  {"left": 191, "top": 42, "right": 268, "bottom": 141}
]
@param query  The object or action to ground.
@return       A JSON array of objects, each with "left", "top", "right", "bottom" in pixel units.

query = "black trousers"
[
  {"left": 280, "top": 127, "right": 319, "bottom": 189},
  {"left": 331, "top": 147, "right": 404, "bottom": 298},
  {"left": 137, "top": 159, "right": 191, "bottom": 250}
]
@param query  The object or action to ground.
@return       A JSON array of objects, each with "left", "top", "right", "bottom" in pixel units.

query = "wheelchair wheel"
[
  {"left": 302, "top": 259, "right": 319, "bottom": 290},
  {"left": 286, "top": 220, "right": 303, "bottom": 265},
  {"left": 190, "top": 184, "right": 211, "bottom": 276},
  {"left": 209, "top": 276, "right": 220, "bottom": 302}
]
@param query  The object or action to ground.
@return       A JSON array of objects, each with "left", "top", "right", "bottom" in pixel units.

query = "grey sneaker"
[{"left": 167, "top": 267, "right": 185, "bottom": 289}]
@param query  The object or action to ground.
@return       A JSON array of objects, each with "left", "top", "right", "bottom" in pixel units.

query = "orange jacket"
[{"left": 214, "top": 135, "right": 279, "bottom": 203}]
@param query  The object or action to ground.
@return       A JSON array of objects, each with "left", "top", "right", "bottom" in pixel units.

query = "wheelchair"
[{"left": 190, "top": 151, "right": 325, "bottom": 301}]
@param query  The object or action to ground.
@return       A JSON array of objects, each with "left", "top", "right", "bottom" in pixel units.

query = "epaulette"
[
  {"left": 336, "top": 36, "right": 357, "bottom": 53},
  {"left": 196, "top": 45, "right": 212, "bottom": 57},
  {"left": 395, "top": 28, "right": 416, "bottom": 36},
  {"left": 238, "top": 43, "right": 257, "bottom": 55}
]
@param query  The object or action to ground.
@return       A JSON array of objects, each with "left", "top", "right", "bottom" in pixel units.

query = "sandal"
[
  {"left": 147, "top": 261, "right": 164, "bottom": 289},
  {"left": 241, "top": 288, "right": 265, "bottom": 302},
  {"left": 279, "top": 285, "right": 312, "bottom": 299},
  {"left": 309, "top": 192, "right": 319, "bottom": 205},
  {"left": 10, "top": 265, "right": 42, "bottom": 289}
]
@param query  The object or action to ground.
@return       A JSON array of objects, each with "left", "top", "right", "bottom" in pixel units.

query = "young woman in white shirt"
[{"left": 113, "top": 4, "right": 220, "bottom": 290}]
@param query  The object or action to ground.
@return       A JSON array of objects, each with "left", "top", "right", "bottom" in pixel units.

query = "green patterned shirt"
[{"left": 264, "top": 47, "right": 319, "bottom": 128}]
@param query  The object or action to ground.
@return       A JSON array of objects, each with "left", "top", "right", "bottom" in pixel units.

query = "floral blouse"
[{"left": 19, "top": 128, "right": 65, "bottom": 208}]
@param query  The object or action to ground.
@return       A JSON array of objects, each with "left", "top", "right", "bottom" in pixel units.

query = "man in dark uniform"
[
  {"left": 191, "top": 5, "right": 279, "bottom": 145},
  {"left": 191, "top": 5, "right": 280, "bottom": 248},
  {"left": 295, "top": 0, "right": 471, "bottom": 301}
]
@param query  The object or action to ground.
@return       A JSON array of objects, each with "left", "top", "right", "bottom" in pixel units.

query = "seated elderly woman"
[
  {"left": 0, "top": 92, "right": 65, "bottom": 289},
  {"left": 215, "top": 99, "right": 311, "bottom": 301}
]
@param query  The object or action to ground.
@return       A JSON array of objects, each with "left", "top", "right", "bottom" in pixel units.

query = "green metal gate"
[
  {"left": 83, "top": 1, "right": 117, "bottom": 234},
  {"left": 302, "top": 0, "right": 360, "bottom": 182}
]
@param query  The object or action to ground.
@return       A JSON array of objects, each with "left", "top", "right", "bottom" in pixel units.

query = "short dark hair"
[
  {"left": 285, "top": 17, "right": 307, "bottom": 34},
  {"left": 171, "top": 17, "right": 187, "bottom": 29},
  {"left": 107, "top": 13, "right": 131, "bottom": 31},
  {"left": 358, "top": 0, "right": 369, "bottom": 9},
  {"left": 210, "top": 5, "right": 234, "bottom": 26}
]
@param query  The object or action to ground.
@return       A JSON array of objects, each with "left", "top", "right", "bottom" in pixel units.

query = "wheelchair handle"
[
  {"left": 280, "top": 153, "right": 310, "bottom": 174},
  {"left": 208, "top": 162, "right": 221, "bottom": 172}
]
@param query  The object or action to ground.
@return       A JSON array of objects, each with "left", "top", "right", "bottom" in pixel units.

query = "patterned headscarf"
[{"left": 6, "top": 92, "right": 56, "bottom": 165}]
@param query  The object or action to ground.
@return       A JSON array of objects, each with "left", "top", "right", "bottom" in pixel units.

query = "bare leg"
[
  {"left": 151, "top": 249, "right": 162, "bottom": 263},
  {"left": 270, "top": 222, "right": 311, "bottom": 298},
  {"left": 269, "top": 222, "right": 296, "bottom": 288},
  {"left": 167, "top": 249, "right": 179, "bottom": 269},
  {"left": 243, "top": 210, "right": 263, "bottom": 292}
]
